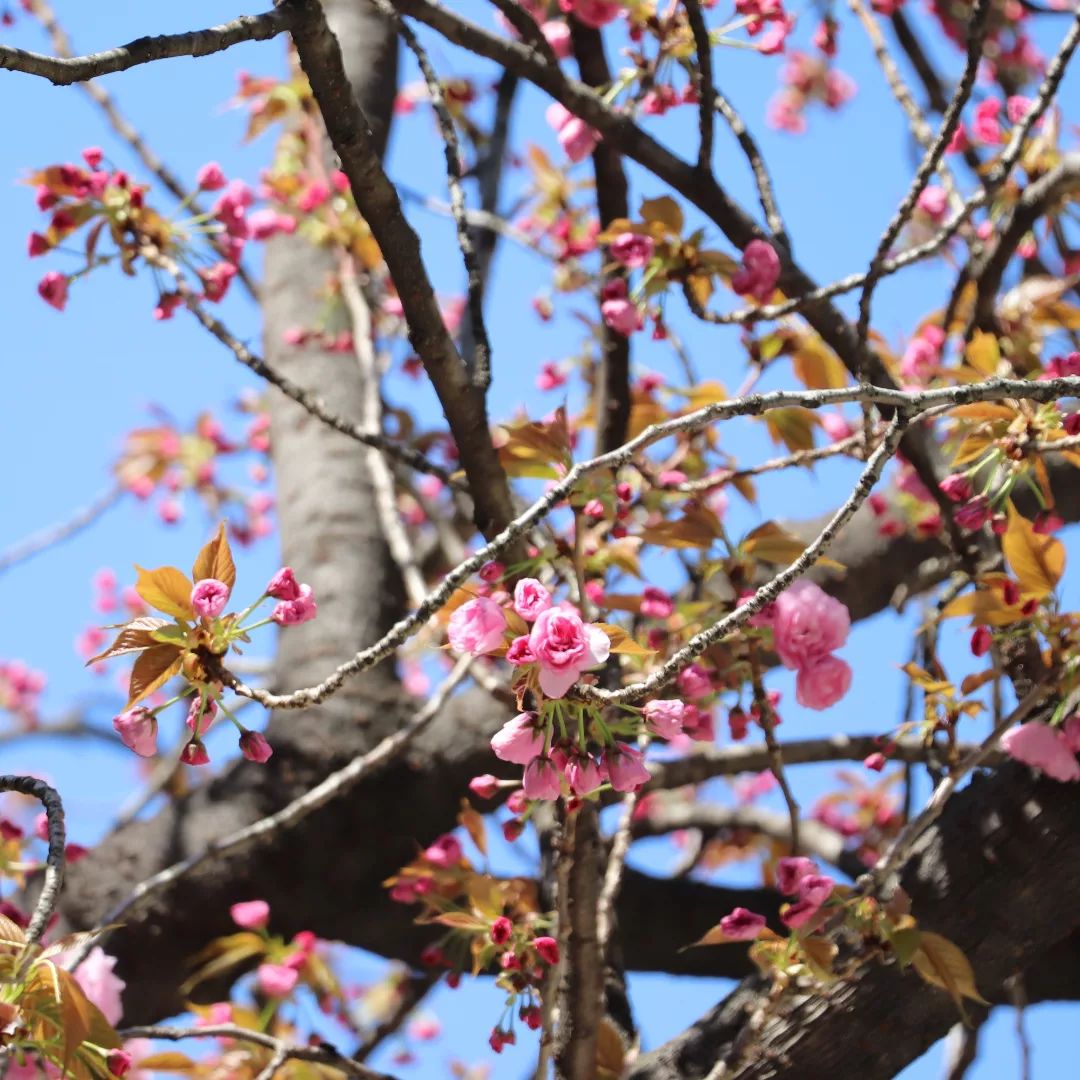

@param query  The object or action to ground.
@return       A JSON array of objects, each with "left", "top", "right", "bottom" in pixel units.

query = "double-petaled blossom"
[
  {"left": 491, "top": 712, "right": 545, "bottom": 764},
  {"left": 191, "top": 578, "right": 230, "bottom": 619},
  {"left": 772, "top": 581, "right": 849, "bottom": 671},
  {"left": 546, "top": 102, "right": 602, "bottom": 162},
  {"left": 1001, "top": 722, "right": 1080, "bottom": 782},
  {"left": 600, "top": 278, "right": 643, "bottom": 336},
  {"left": 528, "top": 605, "right": 610, "bottom": 698},
  {"left": 795, "top": 655, "right": 853, "bottom": 710},
  {"left": 266, "top": 567, "right": 300, "bottom": 600},
  {"left": 70, "top": 947, "right": 125, "bottom": 1026},
  {"left": 513, "top": 578, "right": 553, "bottom": 622},
  {"left": 609, "top": 232, "right": 655, "bottom": 269},
  {"left": 113, "top": 707, "right": 158, "bottom": 757},
  {"left": 731, "top": 240, "right": 781, "bottom": 302},
  {"left": 718, "top": 907, "right": 767, "bottom": 940},
  {"left": 448, "top": 597, "right": 507, "bottom": 656},
  {"left": 272, "top": 583, "right": 318, "bottom": 626}
]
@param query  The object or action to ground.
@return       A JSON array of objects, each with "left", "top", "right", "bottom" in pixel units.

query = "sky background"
[{"left": 1, "top": 1, "right": 1078, "bottom": 1077}]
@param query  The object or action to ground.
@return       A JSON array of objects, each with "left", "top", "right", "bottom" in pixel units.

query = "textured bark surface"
[{"left": 628, "top": 761, "right": 1080, "bottom": 1079}]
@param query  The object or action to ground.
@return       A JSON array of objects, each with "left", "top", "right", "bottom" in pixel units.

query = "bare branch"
[{"left": 0, "top": 8, "right": 293, "bottom": 84}]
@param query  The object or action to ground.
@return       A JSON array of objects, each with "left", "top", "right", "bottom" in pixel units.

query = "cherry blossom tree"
[{"left": 2, "top": 0, "right": 1080, "bottom": 1078}]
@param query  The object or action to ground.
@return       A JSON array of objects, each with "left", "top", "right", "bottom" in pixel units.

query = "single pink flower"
[
  {"left": 513, "top": 578, "right": 553, "bottom": 621},
  {"left": 541, "top": 19, "right": 573, "bottom": 57},
  {"left": 266, "top": 567, "right": 300, "bottom": 600},
  {"left": 469, "top": 774, "right": 500, "bottom": 799},
  {"left": 718, "top": 907, "right": 767, "bottom": 941},
  {"left": 606, "top": 744, "right": 650, "bottom": 792},
  {"left": 257, "top": 963, "right": 299, "bottom": 997},
  {"left": 191, "top": 578, "right": 230, "bottom": 619},
  {"left": 505, "top": 635, "right": 537, "bottom": 666},
  {"left": 448, "top": 597, "right": 507, "bottom": 656},
  {"left": 523, "top": 756, "right": 562, "bottom": 800},
  {"left": 1001, "top": 722, "right": 1080, "bottom": 782},
  {"left": 181, "top": 740, "right": 210, "bottom": 766},
  {"left": 781, "top": 897, "right": 822, "bottom": 930},
  {"left": 566, "top": 754, "right": 603, "bottom": 795},
  {"left": 106, "top": 1049, "right": 132, "bottom": 1078},
  {"left": 272, "top": 583, "right": 318, "bottom": 626},
  {"left": 775, "top": 855, "right": 816, "bottom": 895},
  {"left": 562, "top": 0, "right": 622, "bottom": 27},
  {"left": 239, "top": 730, "right": 273, "bottom": 763},
  {"left": 186, "top": 698, "right": 218, "bottom": 735},
  {"left": 601, "top": 296, "right": 643, "bottom": 336},
  {"left": 610, "top": 232, "right": 655, "bottom": 269},
  {"left": 772, "top": 580, "right": 850, "bottom": 670},
  {"left": 640, "top": 586, "right": 674, "bottom": 619},
  {"left": 113, "top": 707, "right": 157, "bottom": 757},
  {"left": 797, "top": 873, "right": 834, "bottom": 907},
  {"left": 643, "top": 699, "right": 685, "bottom": 739},
  {"left": 677, "top": 663, "right": 713, "bottom": 699},
  {"left": 423, "top": 834, "right": 463, "bottom": 867},
  {"left": 231, "top": 900, "right": 270, "bottom": 929},
  {"left": 731, "top": 240, "right": 780, "bottom": 303},
  {"left": 528, "top": 607, "right": 610, "bottom": 698},
  {"left": 557, "top": 116, "right": 602, "bottom": 162},
  {"left": 37, "top": 270, "right": 69, "bottom": 311},
  {"left": 196, "top": 162, "right": 227, "bottom": 191},
  {"left": 491, "top": 915, "right": 513, "bottom": 944},
  {"left": 795, "top": 655, "right": 852, "bottom": 710},
  {"left": 533, "top": 935, "right": 560, "bottom": 964},
  {"left": 491, "top": 713, "right": 545, "bottom": 764},
  {"left": 939, "top": 473, "right": 973, "bottom": 503}
]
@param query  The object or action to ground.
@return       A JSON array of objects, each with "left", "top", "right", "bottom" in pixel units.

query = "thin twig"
[
  {"left": 596, "top": 788, "right": 638, "bottom": 953},
  {"left": 69, "top": 659, "right": 470, "bottom": 968},
  {"left": 682, "top": 0, "right": 715, "bottom": 172},
  {"left": 0, "top": 487, "right": 121, "bottom": 576}
]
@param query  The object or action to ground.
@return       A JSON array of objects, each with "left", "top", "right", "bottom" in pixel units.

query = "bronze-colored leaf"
[
  {"left": 192, "top": 521, "right": 236, "bottom": 590},
  {"left": 1002, "top": 505, "right": 1065, "bottom": 598},
  {"left": 639, "top": 195, "right": 684, "bottom": 235},
  {"left": 911, "top": 931, "right": 988, "bottom": 1010},
  {"left": 85, "top": 617, "right": 169, "bottom": 666},
  {"left": 134, "top": 565, "right": 195, "bottom": 620},
  {"left": 459, "top": 799, "right": 487, "bottom": 857},
  {"left": 127, "top": 644, "right": 183, "bottom": 708}
]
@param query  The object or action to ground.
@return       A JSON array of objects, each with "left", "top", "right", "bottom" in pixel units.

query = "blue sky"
[{"left": 1, "top": 1, "right": 1078, "bottom": 1076}]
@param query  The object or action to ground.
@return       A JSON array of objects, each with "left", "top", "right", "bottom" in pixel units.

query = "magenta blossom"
[
  {"left": 267, "top": 567, "right": 301, "bottom": 600},
  {"left": 1001, "top": 722, "right": 1080, "bottom": 782},
  {"left": 795, "top": 655, "right": 852, "bottom": 710},
  {"left": 448, "top": 597, "right": 507, "bottom": 656},
  {"left": 257, "top": 963, "right": 299, "bottom": 997},
  {"left": 731, "top": 240, "right": 781, "bottom": 303},
  {"left": 797, "top": 873, "right": 834, "bottom": 907},
  {"left": 559, "top": 117, "right": 602, "bottom": 162},
  {"left": 640, "top": 586, "right": 674, "bottom": 620},
  {"left": 113, "top": 707, "right": 157, "bottom": 757},
  {"left": 775, "top": 856, "right": 816, "bottom": 895},
  {"left": 272, "top": 583, "right": 318, "bottom": 626},
  {"left": 423, "top": 834, "right": 463, "bottom": 868},
  {"left": 513, "top": 578, "right": 553, "bottom": 622},
  {"left": 231, "top": 900, "right": 270, "bottom": 929},
  {"left": 609, "top": 232, "right": 655, "bottom": 269},
  {"left": 718, "top": 907, "right": 767, "bottom": 941},
  {"left": 772, "top": 580, "right": 850, "bottom": 671},
  {"left": 562, "top": 0, "right": 622, "bottom": 28},
  {"left": 566, "top": 754, "right": 603, "bottom": 795},
  {"left": 491, "top": 712, "right": 545, "bottom": 764},
  {"left": 240, "top": 730, "right": 273, "bottom": 763},
  {"left": 191, "top": 578, "right": 230, "bottom": 618},
  {"left": 37, "top": 270, "right": 69, "bottom": 311},
  {"left": 505, "top": 635, "right": 537, "bottom": 666},
  {"left": 528, "top": 606, "right": 610, "bottom": 698}
]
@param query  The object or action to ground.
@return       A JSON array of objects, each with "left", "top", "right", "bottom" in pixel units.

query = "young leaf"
[
  {"left": 459, "top": 799, "right": 488, "bottom": 857},
  {"left": 135, "top": 565, "right": 195, "bottom": 620},
  {"left": 639, "top": 195, "right": 683, "bottom": 235},
  {"left": 1003, "top": 506, "right": 1065, "bottom": 598},
  {"left": 911, "top": 931, "right": 988, "bottom": 1011},
  {"left": 593, "top": 622, "right": 656, "bottom": 657},
  {"left": 85, "top": 618, "right": 169, "bottom": 666},
  {"left": 127, "top": 644, "right": 183, "bottom": 708},
  {"left": 192, "top": 521, "right": 236, "bottom": 590}
]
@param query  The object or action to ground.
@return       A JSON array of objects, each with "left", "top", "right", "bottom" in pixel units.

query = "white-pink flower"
[
  {"left": 513, "top": 578, "right": 553, "bottom": 622},
  {"left": 528, "top": 606, "right": 610, "bottom": 698},
  {"left": 70, "top": 947, "right": 125, "bottom": 1026},
  {"left": 1001, "top": 722, "right": 1080, "bottom": 782},
  {"left": 772, "top": 580, "right": 850, "bottom": 670}
]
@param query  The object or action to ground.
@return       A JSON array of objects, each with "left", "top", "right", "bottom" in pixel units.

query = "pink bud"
[
  {"left": 718, "top": 907, "right": 767, "bottom": 940},
  {"left": 491, "top": 916, "right": 512, "bottom": 944},
  {"left": 239, "top": 730, "right": 273, "bottom": 763},
  {"left": 37, "top": 270, "right": 69, "bottom": 311},
  {"left": 864, "top": 752, "right": 886, "bottom": 772},
  {"left": 191, "top": 578, "right": 230, "bottom": 618},
  {"left": 257, "top": 963, "right": 299, "bottom": 997},
  {"left": 181, "top": 740, "right": 210, "bottom": 766},
  {"left": 196, "top": 162, "right": 227, "bottom": 191},
  {"left": 106, "top": 1050, "right": 132, "bottom": 1077},
  {"left": 230, "top": 900, "right": 270, "bottom": 929},
  {"left": 469, "top": 774, "right": 500, "bottom": 799},
  {"left": 113, "top": 707, "right": 157, "bottom": 757},
  {"left": 533, "top": 936, "right": 559, "bottom": 964}
]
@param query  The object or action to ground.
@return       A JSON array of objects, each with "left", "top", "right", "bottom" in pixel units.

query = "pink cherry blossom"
[
  {"left": 191, "top": 578, "right": 230, "bottom": 619},
  {"left": 272, "top": 583, "right": 318, "bottom": 626},
  {"left": 601, "top": 295, "right": 643, "bottom": 336},
  {"left": 196, "top": 162, "right": 227, "bottom": 191},
  {"left": 240, "top": 730, "right": 273, "bottom": 763},
  {"left": 257, "top": 963, "right": 299, "bottom": 997},
  {"left": 528, "top": 606, "right": 610, "bottom": 698},
  {"left": 186, "top": 698, "right": 218, "bottom": 734},
  {"left": 718, "top": 907, "right": 767, "bottom": 940},
  {"left": 448, "top": 597, "right": 507, "bottom": 656},
  {"left": 609, "top": 232, "right": 655, "bottom": 269},
  {"left": 231, "top": 900, "right": 270, "bottom": 929},
  {"left": 795, "top": 655, "right": 852, "bottom": 710},
  {"left": 37, "top": 270, "right": 69, "bottom": 311},
  {"left": 606, "top": 744, "right": 650, "bottom": 792},
  {"left": 566, "top": 754, "right": 603, "bottom": 795},
  {"left": 772, "top": 580, "right": 850, "bottom": 670},
  {"left": 469, "top": 774, "right": 500, "bottom": 799},
  {"left": 776, "top": 855, "right": 817, "bottom": 894},
  {"left": 266, "top": 567, "right": 300, "bottom": 600},
  {"left": 1001, "top": 722, "right": 1080, "bottom": 782},
  {"left": 71, "top": 947, "right": 125, "bottom": 1026},
  {"left": 523, "top": 756, "right": 562, "bottom": 800},
  {"left": 491, "top": 713, "right": 545, "bottom": 764},
  {"left": 796, "top": 873, "right": 834, "bottom": 907},
  {"left": 506, "top": 635, "right": 537, "bottom": 665},
  {"left": 513, "top": 578, "right": 553, "bottom": 621},
  {"left": 640, "top": 586, "right": 674, "bottom": 619},
  {"left": 643, "top": 699, "right": 685, "bottom": 739},
  {"left": 562, "top": 0, "right": 622, "bottom": 28},
  {"left": 731, "top": 240, "right": 780, "bottom": 303},
  {"left": 113, "top": 707, "right": 157, "bottom": 757},
  {"left": 423, "top": 834, "right": 463, "bottom": 867},
  {"left": 541, "top": 19, "right": 573, "bottom": 57}
]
